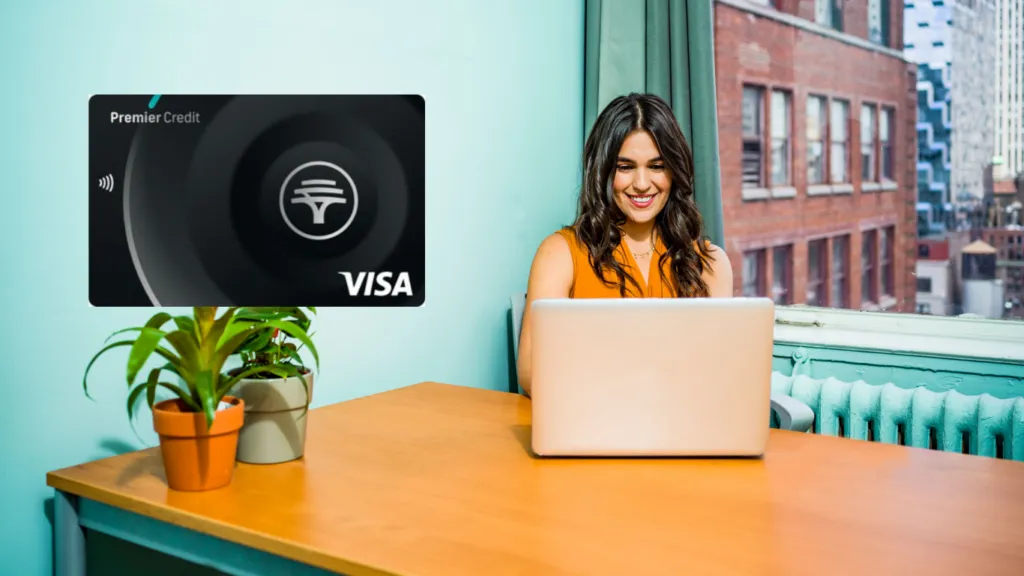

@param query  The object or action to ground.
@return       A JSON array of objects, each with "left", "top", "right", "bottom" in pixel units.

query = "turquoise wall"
[{"left": 0, "top": 1, "right": 583, "bottom": 573}]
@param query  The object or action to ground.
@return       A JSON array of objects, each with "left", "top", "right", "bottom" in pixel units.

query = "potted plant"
[
  {"left": 82, "top": 307, "right": 315, "bottom": 491},
  {"left": 227, "top": 307, "right": 319, "bottom": 464}
]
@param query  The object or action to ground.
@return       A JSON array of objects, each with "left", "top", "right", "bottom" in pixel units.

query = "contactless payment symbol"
[{"left": 279, "top": 160, "right": 360, "bottom": 241}]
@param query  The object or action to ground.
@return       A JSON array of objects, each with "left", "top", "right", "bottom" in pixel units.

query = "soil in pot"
[
  {"left": 151, "top": 396, "right": 244, "bottom": 491},
  {"left": 231, "top": 371, "right": 314, "bottom": 464}
]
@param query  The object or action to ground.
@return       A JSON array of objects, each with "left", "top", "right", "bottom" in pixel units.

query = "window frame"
[
  {"left": 861, "top": 229, "right": 878, "bottom": 305},
  {"left": 807, "top": 94, "right": 829, "bottom": 186},
  {"left": 880, "top": 226, "right": 895, "bottom": 298},
  {"left": 880, "top": 106, "right": 895, "bottom": 181},
  {"left": 807, "top": 238, "right": 829, "bottom": 307},
  {"left": 830, "top": 234, "right": 850, "bottom": 308},
  {"left": 861, "top": 103, "right": 877, "bottom": 183},
  {"left": 829, "top": 99, "right": 850, "bottom": 184},
  {"left": 770, "top": 89, "right": 793, "bottom": 187},
  {"left": 742, "top": 248, "right": 767, "bottom": 297},
  {"left": 772, "top": 244, "right": 794, "bottom": 304},
  {"left": 741, "top": 85, "right": 766, "bottom": 189}
]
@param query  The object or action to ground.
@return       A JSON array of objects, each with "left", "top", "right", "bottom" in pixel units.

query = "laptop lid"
[{"left": 529, "top": 297, "right": 775, "bottom": 457}]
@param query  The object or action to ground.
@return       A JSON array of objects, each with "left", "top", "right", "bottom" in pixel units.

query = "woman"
[{"left": 518, "top": 93, "right": 733, "bottom": 396}]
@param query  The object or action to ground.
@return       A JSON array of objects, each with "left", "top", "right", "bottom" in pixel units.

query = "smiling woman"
[{"left": 516, "top": 92, "right": 733, "bottom": 396}]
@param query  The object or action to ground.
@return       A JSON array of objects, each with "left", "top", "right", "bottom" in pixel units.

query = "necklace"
[{"left": 632, "top": 245, "right": 654, "bottom": 259}]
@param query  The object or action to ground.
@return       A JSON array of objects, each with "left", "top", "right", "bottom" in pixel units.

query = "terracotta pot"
[
  {"left": 151, "top": 396, "right": 245, "bottom": 491},
  {"left": 231, "top": 372, "right": 313, "bottom": 464}
]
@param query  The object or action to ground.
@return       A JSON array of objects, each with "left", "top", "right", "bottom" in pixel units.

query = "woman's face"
[{"left": 612, "top": 130, "right": 671, "bottom": 226}]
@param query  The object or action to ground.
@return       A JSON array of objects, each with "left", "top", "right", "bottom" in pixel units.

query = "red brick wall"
[
  {"left": 785, "top": 0, "right": 902, "bottom": 50},
  {"left": 714, "top": 4, "right": 917, "bottom": 312}
]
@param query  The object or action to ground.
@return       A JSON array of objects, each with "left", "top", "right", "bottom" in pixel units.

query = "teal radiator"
[{"left": 771, "top": 371, "right": 1024, "bottom": 462}]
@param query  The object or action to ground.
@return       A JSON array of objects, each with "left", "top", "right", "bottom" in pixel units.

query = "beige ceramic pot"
[{"left": 231, "top": 371, "right": 313, "bottom": 464}]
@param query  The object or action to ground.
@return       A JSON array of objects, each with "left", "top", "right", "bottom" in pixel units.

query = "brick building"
[
  {"left": 982, "top": 227, "right": 1024, "bottom": 318},
  {"left": 713, "top": 0, "right": 918, "bottom": 313}
]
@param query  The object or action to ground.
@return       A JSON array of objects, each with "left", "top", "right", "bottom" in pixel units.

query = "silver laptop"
[{"left": 529, "top": 297, "right": 775, "bottom": 457}]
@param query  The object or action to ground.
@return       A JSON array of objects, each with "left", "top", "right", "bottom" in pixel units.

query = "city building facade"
[
  {"left": 714, "top": 0, "right": 918, "bottom": 313},
  {"left": 994, "top": 0, "right": 1024, "bottom": 182},
  {"left": 904, "top": 0, "right": 996, "bottom": 217}
]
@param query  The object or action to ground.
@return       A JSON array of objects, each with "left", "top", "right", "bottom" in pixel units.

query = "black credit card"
[{"left": 89, "top": 94, "right": 425, "bottom": 307}]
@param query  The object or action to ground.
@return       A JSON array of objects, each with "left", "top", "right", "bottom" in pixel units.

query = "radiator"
[{"left": 771, "top": 371, "right": 1024, "bottom": 462}]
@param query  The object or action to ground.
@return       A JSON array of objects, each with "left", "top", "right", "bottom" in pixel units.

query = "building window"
[
  {"left": 880, "top": 226, "right": 894, "bottom": 297},
  {"left": 816, "top": 0, "right": 843, "bottom": 30},
  {"left": 862, "top": 230, "right": 878, "bottom": 304},
  {"left": 868, "top": 0, "right": 890, "bottom": 46},
  {"left": 742, "top": 86, "right": 765, "bottom": 188},
  {"left": 831, "top": 235, "right": 850, "bottom": 308},
  {"left": 770, "top": 90, "right": 792, "bottom": 186},
  {"left": 807, "top": 239, "right": 828, "bottom": 306},
  {"left": 772, "top": 244, "right": 793, "bottom": 304},
  {"left": 830, "top": 99, "right": 850, "bottom": 183},
  {"left": 880, "top": 107, "right": 895, "bottom": 180},
  {"left": 742, "top": 249, "right": 766, "bottom": 297},
  {"left": 861, "top": 104, "right": 877, "bottom": 182},
  {"left": 916, "top": 277, "right": 932, "bottom": 293},
  {"left": 807, "top": 95, "right": 828, "bottom": 185}
]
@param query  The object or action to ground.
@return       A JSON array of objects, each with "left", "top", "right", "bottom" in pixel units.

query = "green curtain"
[{"left": 583, "top": 0, "right": 725, "bottom": 247}]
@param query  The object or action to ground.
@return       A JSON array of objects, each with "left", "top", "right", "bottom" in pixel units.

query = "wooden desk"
[{"left": 48, "top": 382, "right": 1024, "bottom": 575}]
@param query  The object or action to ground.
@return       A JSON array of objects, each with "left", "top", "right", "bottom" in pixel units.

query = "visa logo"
[{"left": 339, "top": 271, "right": 414, "bottom": 297}]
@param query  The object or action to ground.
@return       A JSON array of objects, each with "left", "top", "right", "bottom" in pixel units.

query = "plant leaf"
[
  {"left": 195, "top": 369, "right": 217, "bottom": 429},
  {"left": 201, "top": 307, "right": 239, "bottom": 359},
  {"left": 126, "top": 326, "right": 168, "bottom": 385},
  {"left": 261, "top": 319, "right": 319, "bottom": 372},
  {"left": 194, "top": 307, "right": 217, "bottom": 340},
  {"left": 83, "top": 340, "right": 134, "bottom": 400},
  {"left": 172, "top": 315, "right": 195, "bottom": 335},
  {"left": 163, "top": 330, "right": 201, "bottom": 373}
]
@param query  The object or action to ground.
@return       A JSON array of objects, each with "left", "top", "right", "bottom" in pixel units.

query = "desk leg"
[{"left": 54, "top": 490, "right": 86, "bottom": 576}]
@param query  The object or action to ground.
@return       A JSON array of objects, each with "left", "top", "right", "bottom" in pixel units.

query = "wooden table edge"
[{"left": 46, "top": 466, "right": 401, "bottom": 576}]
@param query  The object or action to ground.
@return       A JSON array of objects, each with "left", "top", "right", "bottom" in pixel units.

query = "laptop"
[{"left": 529, "top": 297, "right": 775, "bottom": 457}]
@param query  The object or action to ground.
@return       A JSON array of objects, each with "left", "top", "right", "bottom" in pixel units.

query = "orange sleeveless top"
[{"left": 556, "top": 227, "right": 678, "bottom": 298}]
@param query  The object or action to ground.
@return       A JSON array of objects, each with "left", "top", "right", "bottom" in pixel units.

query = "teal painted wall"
[
  {"left": 0, "top": 1, "right": 584, "bottom": 574},
  {"left": 773, "top": 343, "right": 1024, "bottom": 399}
]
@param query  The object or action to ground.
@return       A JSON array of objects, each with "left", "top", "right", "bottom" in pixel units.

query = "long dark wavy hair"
[{"left": 571, "top": 92, "right": 713, "bottom": 297}]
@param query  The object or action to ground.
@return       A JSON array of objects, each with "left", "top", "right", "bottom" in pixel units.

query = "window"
[
  {"left": 880, "top": 107, "right": 894, "bottom": 180},
  {"left": 862, "top": 230, "right": 878, "bottom": 304},
  {"left": 861, "top": 104, "right": 877, "bottom": 182},
  {"left": 772, "top": 244, "right": 793, "bottom": 304},
  {"left": 831, "top": 235, "right": 849, "bottom": 308},
  {"left": 770, "top": 90, "right": 791, "bottom": 186},
  {"left": 868, "top": 0, "right": 890, "bottom": 46},
  {"left": 807, "top": 95, "right": 828, "bottom": 185},
  {"left": 830, "top": 100, "right": 849, "bottom": 183},
  {"left": 742, "top": 86, "right": 765, "bottom": 188},
  {"left": 742, "top": 249, "right": 766, "bottom": 297},
  {"left": 807, "top": 239, "right": 828, "bottom": 306},
  {"left": 917, "top": 277, "right": 932, "bottom": 293},
  {"left": 816, "top": 0, "right": 843, "bottom": 30},
  {"left": 880, "top": 226, "right": 894, "bottom": 297}
]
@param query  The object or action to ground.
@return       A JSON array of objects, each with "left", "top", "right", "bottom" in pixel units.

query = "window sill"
[
  {"left": 742, "top": 186, "right": 797, "bottom": 201},
  {"left": 807, "top": 183, "right": 853, "bottom": 196},
  {"left": 862, "top": 182, "right": 882, "bottom": 192},
  {"left": 880, "top": 180, "right": 898, "bottom": 191},
  {"left": 774, "top": 305, "right": 1024, "bottom": 362}
]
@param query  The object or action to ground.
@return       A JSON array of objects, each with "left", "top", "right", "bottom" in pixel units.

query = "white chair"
[{"left": 509, "top": 293, "right": 815, "bottom": 432}]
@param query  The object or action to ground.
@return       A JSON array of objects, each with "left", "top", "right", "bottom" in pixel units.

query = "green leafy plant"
[
  {"left": 229, "top": 307, "right": 318, "bottom": 384},
  {"left": 83, "top": 306, "right": 321, "bottom": 428}
]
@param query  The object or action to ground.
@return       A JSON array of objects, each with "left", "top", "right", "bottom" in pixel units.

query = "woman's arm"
[
  {"left": 704, "top": 243, "right": 734, "bottom": 298},
  {"left": 517, "top": 233, "right": 574, "bottom": 397}
]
